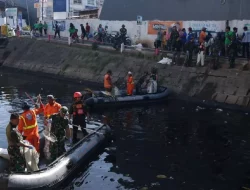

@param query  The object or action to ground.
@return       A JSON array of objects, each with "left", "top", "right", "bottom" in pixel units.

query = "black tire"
[{"left": 126, "top": 39, "right": 131, "bottom": 46}]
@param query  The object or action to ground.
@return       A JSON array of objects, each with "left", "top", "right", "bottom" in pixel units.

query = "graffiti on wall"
[
  {"left": 148, "top": 21, "right": 183, "bottom": 35},
  {"left": 184, "top": 21, "right": 225, "bottom": 32}
]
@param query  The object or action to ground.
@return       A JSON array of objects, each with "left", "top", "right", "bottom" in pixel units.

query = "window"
[
  {"left": 73, "top": 0, "right": 82, "bottom": 4},
  {"left": 87, "top": 0, "right": 95, "bottom": 6}
]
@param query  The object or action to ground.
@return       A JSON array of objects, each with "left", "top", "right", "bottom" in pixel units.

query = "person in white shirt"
[{"left": 242, "top": 26, "right": 250, "bottom": 59}]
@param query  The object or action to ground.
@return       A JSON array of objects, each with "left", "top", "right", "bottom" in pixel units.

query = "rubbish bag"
[
  {"left": 158, "top": 57, "right": 172, "bottom": 65},
  {"left": 147, "top": 80, "right": 157, "bottom": 94},
  {"left": 111, "top": 86, "right": 120, "bottom": 96}
]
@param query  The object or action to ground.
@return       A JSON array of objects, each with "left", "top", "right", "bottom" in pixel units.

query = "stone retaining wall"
[{"left": 1, "top": 38, "right": 250, "bottom": 108}]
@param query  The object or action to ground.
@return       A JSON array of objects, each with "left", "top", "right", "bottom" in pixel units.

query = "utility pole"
[
  {"left": 5, "top": 0, "right": 7, "bottom": 26},
  {"left": 41, "top": 0, "right": 43, "bottom": 20},
  {"left": 25, "top": 0, "right": 31, "bottom": 28}
]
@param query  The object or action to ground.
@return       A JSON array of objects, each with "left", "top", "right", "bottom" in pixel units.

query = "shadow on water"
[{"left": 1, "top": 70, "right": 250, "bottom": 190}]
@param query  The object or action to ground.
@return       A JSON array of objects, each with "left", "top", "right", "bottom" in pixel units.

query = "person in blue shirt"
[
  {"left": 186, "top": 27, "right": 194, "bottom": 43},
  {"left": 181, "top": 28, "right": 187, "bottom": 50}
]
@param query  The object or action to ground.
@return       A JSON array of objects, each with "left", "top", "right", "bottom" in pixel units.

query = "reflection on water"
[{"left": 0, "top": 70, "right": 250, "bottom": 190}]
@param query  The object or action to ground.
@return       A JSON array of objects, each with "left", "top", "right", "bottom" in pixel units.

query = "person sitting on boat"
[
  {"left": 49, "top": 106, "right": 70, "bottom": 162},
  {"left": 43, "top": 95, "right": 61, "bottom": 159},
  {"left": 127, "top": 71, "right": 135, "bottom": 96},
  {"left": 18, "top": 97, "right": 44, "bottom": 153},
  {"left": 6, "top": 113, "right": 33, "bottom": 172},
  {"left": 69, "top": 92, "right": 90, "bottom": 144},
  {"left": 136, "top": 71, "right": 149, "bottom": 95},
  {"left": 104, "top": 70, "right": 113, "bottom": 94},
  {"left": 147, "top": 74, "right": 158, "bottom": 94}
]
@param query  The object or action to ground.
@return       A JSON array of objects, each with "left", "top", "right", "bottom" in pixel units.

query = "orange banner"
[{"left": 148, "top": 21, "right": 183, "bottom": 35}]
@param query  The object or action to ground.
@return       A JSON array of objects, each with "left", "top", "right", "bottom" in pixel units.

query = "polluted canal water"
[{"left": 0, "top": 71, "right": 250, "bottom": 190}]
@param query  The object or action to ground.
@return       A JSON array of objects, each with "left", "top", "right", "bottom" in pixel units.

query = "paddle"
[{"left": 25, "top": 92, "right": 36, "bottom": 105}]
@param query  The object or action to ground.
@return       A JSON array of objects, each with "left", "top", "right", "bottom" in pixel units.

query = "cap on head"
[
  {"left": 22, "top": 101, "right": 31, "bottom": 110},
  {"left": 47, "top": 95, "right": 55, "bottom": 100},
  {"left": 10, "top": 113, "right": 19, "bottom": 120},
  {"left": 128, "top": 71, "right": 132, "bottom": 75},
  {"left": 107, "top": 70, "right": 112, "bottom": 75},
  {"left": 74, "top": 92, "right": 82, "bottom": 98},
  {"left": 60, "top": 106, "right": 68, "bottom": 114}
]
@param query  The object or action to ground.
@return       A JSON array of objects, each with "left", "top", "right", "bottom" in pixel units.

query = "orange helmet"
[{"left": 74, "top": 92, "right": 82, "bottom": 98}]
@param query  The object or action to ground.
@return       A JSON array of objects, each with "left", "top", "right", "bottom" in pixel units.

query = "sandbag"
[
  {"left": 22, "top": 141, "right": 39, "bottom": 172},
  {"left": 0, "top": 148, "right": 10, "bottom": 160}
]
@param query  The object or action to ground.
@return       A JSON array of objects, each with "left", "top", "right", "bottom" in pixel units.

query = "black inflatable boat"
[
  {"left": 0, "top": 121, "right": 111, "bottom": 190},
  {"left": 85, "top": 86, "right": 168, "bottom": 108}
]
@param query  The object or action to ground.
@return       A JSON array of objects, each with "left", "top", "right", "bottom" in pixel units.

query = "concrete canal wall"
[{"left": 0, "top": 38, "right": 250, "bottom": 108}]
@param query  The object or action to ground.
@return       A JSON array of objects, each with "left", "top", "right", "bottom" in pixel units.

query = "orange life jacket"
[
  {"left": 44, "top": 102, "right": 61, "bottom": 118},
  {"left": 18, "top": 109, "right": 39, "bottom": 137},
  {"left": 127, "top": 76, "right": 134, "bottom": 86},
  {"left": 104, "top": 74, "right": 112, "bottom": 89}
]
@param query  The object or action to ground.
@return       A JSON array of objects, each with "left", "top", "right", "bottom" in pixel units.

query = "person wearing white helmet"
[{"left": 127, "top": 71, "right": 134, "bottom": 96}]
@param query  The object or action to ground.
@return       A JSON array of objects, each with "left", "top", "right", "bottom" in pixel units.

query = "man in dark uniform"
[
  {"left": 210, "top": 33, "right": 223, "bottom": 70},
  {"left": 120, "top": 24, "right": 127, "bottom": 44},
  {"left": 6, "top": 113, "right": 32, "bottom": 172},
  {"left": 69, "top": 92, "right": 90, "bottom": 144},
  {"left": 228, "top": 32, "right": 237, "bottom": 68},
  {"left": 49, "top": 106, "right": 70, "bottom": 162},
  {"left": 136, "top": 72, "right": 149, "bottom": 95}
]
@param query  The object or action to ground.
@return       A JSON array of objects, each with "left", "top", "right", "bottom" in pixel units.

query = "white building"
[{"left": 37, "top": 0, "right": 104, "bottom": 20}]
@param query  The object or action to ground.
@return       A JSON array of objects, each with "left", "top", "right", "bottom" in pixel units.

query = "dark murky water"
[{"left": 0, "top": 70, "right": 250, "bottom": 190}]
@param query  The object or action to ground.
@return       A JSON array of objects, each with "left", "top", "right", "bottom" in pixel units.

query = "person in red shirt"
[{"left": 86, "top": 23, "right": 90, "bottom": 40}]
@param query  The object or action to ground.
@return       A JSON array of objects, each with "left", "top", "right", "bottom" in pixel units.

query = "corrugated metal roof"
[{"left": 100, "top": 0, "right": 250, "bottom": 21}]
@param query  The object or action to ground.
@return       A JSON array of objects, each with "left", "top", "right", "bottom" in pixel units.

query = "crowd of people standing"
[{"left": 155, "top": 25, "right": 250, "bottom": 69}]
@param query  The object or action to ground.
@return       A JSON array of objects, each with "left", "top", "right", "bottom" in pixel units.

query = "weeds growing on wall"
[{"left": 92, "top": 42, "right": 99, "bottom": 50}]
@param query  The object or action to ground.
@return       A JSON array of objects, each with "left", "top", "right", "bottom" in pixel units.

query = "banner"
[
  {"left": 184, "top": 21, "right": 225, "bottom": 32},
  {"left": 5, "top": 8, "right": 17, "bottom": 17},
  {"left": 18, "top": 11, "right": 22, "bottom": 28},
  {"left": 34, "top": 3, "right": 40, "bottom": 8},
  {"left": 137, "top": 16, "right": 142, "bottom": 25},
  {"left": 52, "top": 20, "right": 65, "bottom": 31},
  {"left": 148, "top": 21, "right": 183, "bottom": 35},
  {"left": 53, "top": 0, "right": 66, "bottom": 12}
]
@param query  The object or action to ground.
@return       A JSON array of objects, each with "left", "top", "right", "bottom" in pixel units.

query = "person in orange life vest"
[
  {"left": 44, "top": 95, "right": 61, "bottom": 125},
  {"left": 69, "top": 92, "right": 90, "bottom": 144},
  {"left": 127, "top": 71, "right": 134, "bottom": 96},
  {"left": 18, "top": 99, "right": 44, "bottom": 153},
  {"left": 104, "top": 70, "right": 112, "bottom": 93}
]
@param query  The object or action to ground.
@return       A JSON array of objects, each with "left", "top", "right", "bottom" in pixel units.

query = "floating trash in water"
[
  {"left": 151, "top": 182, "right": 160, "bottom": 187},
  {"left": 156, "top": 175, "right": 167, "bottom": 179},
  {"left": 196, "top": 106, "right": 205, "bottom": 112},
  {"left": 140, "top": 187, "right": 148, "bottom": 190},
  {"left": 246, "top": 113, "right": 249, "bottom": 115},
  {"left": 169, "top": 176, "right": 174, "bottom": 180},
  {"left": 216, "top": 108, "right": 223, "bottom": 112},
  {"left": 182, "top": 107, "right": 185, "bottom": 110},
  {"left": 224, "top": 121, "right": 228, "bottom": 124}
]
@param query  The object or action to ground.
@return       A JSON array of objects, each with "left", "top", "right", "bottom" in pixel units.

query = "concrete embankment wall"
[{"left": 1, "top": 38, "right": 250, "bottom": 108}]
